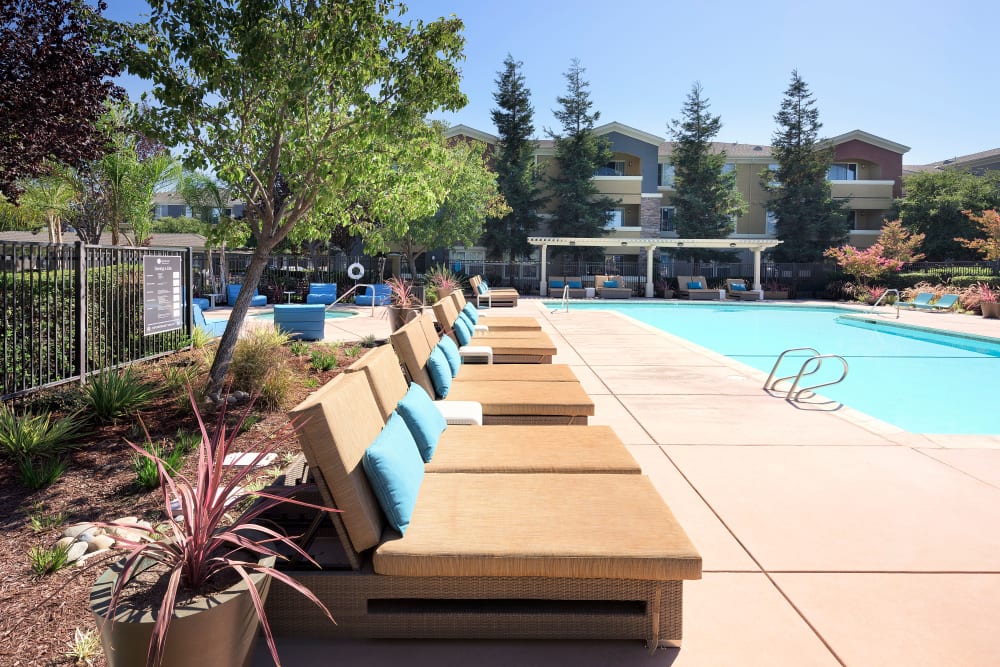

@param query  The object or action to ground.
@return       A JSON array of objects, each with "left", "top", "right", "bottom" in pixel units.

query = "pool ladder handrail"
[
  {"left": 325, "top": 283, "right": 376, "bottom": 317},
  {"left": 551, "top": 284, "right": 570, "bottom": 313},
  {"left": 764, "top": 347, "right": 849, "bottom": 402},
  {"left": 869, "top": 288, "right": 900, "bottom": 319}
]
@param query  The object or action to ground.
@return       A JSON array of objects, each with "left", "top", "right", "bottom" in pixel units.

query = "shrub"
[
  {"left": 344, "top": 343, "right": 363, "bottom": 359},
  {"left": 29, "top": 542, "right": 71, "bottom": 575},
  {"left": 64, "top": 627, "right": 102, "bottom": 666},
  {"left": 258, "top": 366, "right": 293, "bottom": 410},
  {"left": 289, "top": 340, "right": 309, "bottom": 357},
  {"left": 18, "top": 457, "right": 70, "bottom": 489},
  {"left": 189, "top": 326, "right": 213, "bottom": 350},
  {"left": 230, "top": 325, "right": 291, "bottom": 394},
  {"left": 83, "top": 367, "right": 159, "bottom": 423},
  {"left": 309, "top": 347, "right": 339, "bottom": 371},
  {"left": 28, "top": 503, "right": 67, "bottom": 533},
  {"left": 0, "top": 404, "right": 83, "bottom": 463},
  {"left": 132, "top": 437, "right": 188, "bottom": 490}
]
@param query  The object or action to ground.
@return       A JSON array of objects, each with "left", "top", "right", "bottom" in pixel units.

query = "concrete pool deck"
[{"left": 254, "top": 298, "right": 1000, "bottom": 666}]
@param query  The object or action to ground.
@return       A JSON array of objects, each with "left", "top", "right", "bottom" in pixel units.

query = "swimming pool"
[
  {"left": 250, "top": 310, "right": 355, "bottom": 322},
  {"left": 558, "top": 302, "right": 1000, "bottom": 435}
]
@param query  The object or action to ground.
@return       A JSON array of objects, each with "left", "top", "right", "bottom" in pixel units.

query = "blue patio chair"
[
  {"left": 355, "top": 283, "right": 391, "bottom": 306},
  {"left": 901, "top": 292, "right": 934, "bottom": 309},
  {"left": 273, "top": 304, "right": 325, "bottom": 341},
  {"left": 305, "top": 282, "right": 338, "bottom": 305},
  {"left": 227, "top": 283, "right": 267, "bottom": 307},
  {"left": 191, "top": 303, "right": 228, "bottom": 337},
  {"left": 924, "top": 293, "right": 959, "bottom": 312}
]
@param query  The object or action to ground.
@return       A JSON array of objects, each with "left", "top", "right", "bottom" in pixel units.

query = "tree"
[
  {"left": 178, "top": 171, "right": 249, "bottom": 291},
  {"left": 121, "top": 0, "right": 465, "bottom": 393},
  {"left": 668, "top": 82, "right": 745, "bottom": 267},
  {"left": 765, "top": 70, "right": 847, "bottom": 262},
  {"left": 956, "top": 209, "right": 1000, "bottom": 261},
  {"left": 16, "top": 166, "right": 78, "bottom": 243},
  {"left": 486, "top": 55, "right": 541, "bottom": 260},
  {"left": 878, "top": 219, "right": 925, "bottom": 263},
  {"left": 546, "top": 59, "right": 617, "bottom": 262},
  {"left": 894, "top": 170, "right": 1000, "bottom": 260},
  {"left": 0, "top": 0, "right": 124, "bottom": 199},
  {"left": 823, "top": 243, "right": 903, "bottom": 286}
]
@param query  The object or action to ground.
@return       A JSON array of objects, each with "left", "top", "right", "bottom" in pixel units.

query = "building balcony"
[
  {"left": 592, "top": 176, "right": 642, "bottom": 204},
  {"left": 830, "top": 180, "right": 894, "bottom": 210}
]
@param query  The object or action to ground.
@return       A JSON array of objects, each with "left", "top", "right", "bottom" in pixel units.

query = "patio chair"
[
  {"left": 273, "top": 304, "right": 325, "bottom": 341},
  {"left": 900, "top": 292, "right": 934, "bottom": 309},
  {"left": 548, "top": 276, "right": 587, "bottom": 299},
  {"left": 355, "top": 283, "right": 391, "bottom": 306},
  {"left": 725, "top": 279, "right": 763, "bottom": 301},
  {"left": 469, "top": 275, "right": 518, "bottom": 307},
  {"left": 595, "top": 275, "right": 631, "bottom": 299},
  {"left": 453, "top": 290, "right": 540, "bottom": 331},
  {"left": 227, "top": 283, "right": 267, "bottom": 307},
  {"left": 916, "top": 293, "right": 960, "bottom": 312},
  {"left": 676, "top": 276, "right": 720, "bottom": 300},
  {"left": 425, "top": 302, "right": 555, "bottom": 364},
  {"left": 305, "top": 282, "right": 338, "bottom": 305},
  {"left": 269, "top": 370, "right": 701, "bottom": 643},
  {"left": 191, "top": 303, "right": 228, "bottom": 337}
]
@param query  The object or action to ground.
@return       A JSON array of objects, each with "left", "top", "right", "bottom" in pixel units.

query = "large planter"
[
  {"left": 388, "top": 305, "right": 422, "bottom": 331},
  {"left": 981, "top": 302, "right": 1000, "bottom": 318},
  {"left": 90, "top": 555, "right": 275, "bottom": 667}
]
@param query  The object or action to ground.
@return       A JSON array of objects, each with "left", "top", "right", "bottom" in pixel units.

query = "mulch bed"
[{"left": 0, "top": 341, "right": 369, "bottom": 666}]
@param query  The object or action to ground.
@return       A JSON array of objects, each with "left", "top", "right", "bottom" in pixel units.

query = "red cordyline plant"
[
  {"left": 426, "top": 264, "right": 462, "bottom": 292},
  {"left": 384, "top": 275, "right": 422, "bottom": 307},
  {"left": 98, "top": 389, "right": 337, "bottom": 667}
]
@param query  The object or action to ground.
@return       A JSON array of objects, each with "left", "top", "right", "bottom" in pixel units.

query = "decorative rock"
[
  {"left": 65, "top": 541, "right": 88, "bottom": 563},
  {"left": 55, "top": 536, "right": 75, "bottom": 550},
  {"left": 233, "top": 390, "right": 249, "bottom": 400},
  {"left": 208, "top": 392, "right": 221, "bottom": 403},
  {"left": 226, "top": 395, "right": 238, "bottom": 405},
  {"left": 63, "top": 523, "right": 95, "bottom": 539},
  {"left": 87, "top": 535, "right": 115, "bottom": 552},
  {"left": 76, "top": 548, "right": 110, "bottom": 567},
  {"left": 77, "top": 527, "right": 102, "bottom": 542}
]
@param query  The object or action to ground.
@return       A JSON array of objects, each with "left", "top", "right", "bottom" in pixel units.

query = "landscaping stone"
[
  {"left": 63, "top": 522, "right": 95, "bottom": 539},
  {"left": 55, "top": 536, "right": 74, "bottom": 550},
  {"left": 88, "top": 535, "right": 115, "bottom": 552},
  {"left": 65, "top": 541, "right": 88, "bottom": 563}
]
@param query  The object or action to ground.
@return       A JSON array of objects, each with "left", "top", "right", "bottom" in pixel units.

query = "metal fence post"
[
  {"left": 76, "top": 242, "right": 87, "bottom": 386},
  {"left": 186, "top": 247, "right": 194, "bottom": 338}
]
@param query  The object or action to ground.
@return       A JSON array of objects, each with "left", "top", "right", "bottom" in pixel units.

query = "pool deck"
[{"left": 254, "top": 298, "right": 1000, "bottom": 667}]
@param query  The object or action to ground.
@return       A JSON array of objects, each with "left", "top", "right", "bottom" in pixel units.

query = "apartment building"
[
  {"left": 445, "top": 123, "right": 909, "bottom": 260},
  {"left": 151, "top": 192, "right": 245, "bottom": 222}
]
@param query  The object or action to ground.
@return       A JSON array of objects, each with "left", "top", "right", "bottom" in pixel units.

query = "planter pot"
[
  {"left": 981, "top": 302, "right": 1000, "bottom": 318},
  {"left": 91, "top": 555, "right": 275, "bottom": 667},
  {"left": 388, "top": 305, "right": 422, "bottom": 331}
]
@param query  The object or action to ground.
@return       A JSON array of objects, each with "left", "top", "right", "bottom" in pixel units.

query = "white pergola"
[{"left": 528, "top": 237, "right": 783, "bottom": 297}]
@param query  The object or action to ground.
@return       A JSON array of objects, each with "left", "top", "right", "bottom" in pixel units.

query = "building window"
[
  {"left": 658, "top": 164, "right": 675, "bottom": 188},
  {"left": 595, "top": 160, "right": 626, "bottom": 176},
  {"left": 660, "top": 207, "right": 676, "bottom": 233},
  {"left": 154, "top": 204, "right": 169, "bottom": 219},
  {"left": 766, "top": 163, "right": 781, "bottom": 187},
  {"left": 721, "top": 162, "right": 735, "bottom": 175},
  {"left": 846, "top": 210, "right": 857, "bottom": 230},
  {"left": 605, "top": 208, "right": 625, "bottom": 229},
  {"left": 827, "top": 163, "right": 858, "bottom": 180},
  {"left": 184, "top": 205, "right": 193, "bottom": 218},
  {"left": 766, "top": 210, "right": 777, "bottom": 236}
]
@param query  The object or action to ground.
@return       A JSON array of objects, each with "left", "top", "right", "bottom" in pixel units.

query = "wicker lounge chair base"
[{"left": 454, "top": 291, "right": 541, "bottom": 330}]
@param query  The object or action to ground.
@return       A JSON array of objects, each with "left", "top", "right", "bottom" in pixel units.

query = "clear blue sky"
[{"left": 104, "top": 0, "right": 997, "bottom": 165}]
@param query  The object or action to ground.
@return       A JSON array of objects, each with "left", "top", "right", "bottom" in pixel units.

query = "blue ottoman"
[{"left": 273, "top": 304, "right": 325, "bottom": 341}]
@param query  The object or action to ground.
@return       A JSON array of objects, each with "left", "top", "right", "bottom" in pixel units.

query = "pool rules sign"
[{"left": 143, "top": 256, "right": 183, "bottom": 335}]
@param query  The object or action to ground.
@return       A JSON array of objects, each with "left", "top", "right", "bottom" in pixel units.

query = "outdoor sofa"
[
  {"left": 265, "top": 369, "right": 702, "bottom": 645},
  {"left": 548, "top": 276, "right": 588, "bottom": 299},
  {"left": 676, "top": 276, "right": 720, "bottom": 301},
  {"left": 595, "top": 274, "right": 631, "bottom": 299},
  {"left": 469, "top": 275, "right": 518, "bottom": 307},
  {"left": 725, "top": 279, "right": 763, "bottom": 301},
  {"left": 355, "top": 284, "right": 392, "bottom": 306}
]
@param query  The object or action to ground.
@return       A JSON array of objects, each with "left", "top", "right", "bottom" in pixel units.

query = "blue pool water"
[
  {"left": 559, "top": 302, "right": 1000, "bottom": 434},
  {"left": 250, "top": 310, "right": 354, "bottom": 322}
]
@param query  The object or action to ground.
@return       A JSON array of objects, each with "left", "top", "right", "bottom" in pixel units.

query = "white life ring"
[{"left": 347, "top": 262, "right": 365, "bottom": 280}]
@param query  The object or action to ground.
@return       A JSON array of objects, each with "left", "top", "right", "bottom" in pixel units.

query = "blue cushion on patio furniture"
[
  {"left": 568, "top": 280, "right": 582, "bottom": 289},
  {"left": 687, "top": 281, "right": 703, "bottom": 289},
  {"left": 355, "top": 284, "right": 392, "bottom": 306},
  {"left": 426, "top": 345, "right": 453, "bottom": 399},
  {"left": 190, "top": 304, "right": 227, "bottom": 337},
  {"left": 476, "top": 282, "right": 488, "bottom": 295},
  {"left": 273, "top": 304, "right": 325, "bottom": 341},
  {"left": 732, "top": 283, "right": 747, "bottom": 291},
  {"left": 362, "top": 412, "right": 424, "bottom": 534},
  {"left": 395, "top": 383, "right": 447, "bottom": 462},
  {"left": 452, "top": 316, "right": 473, "bottom": 347},
  {"left": 227, "top": 283, "right": 267, "bottom": 307},
  {"left": 604, "top": 280, "right": 619, "bottom": 288},
  {"left": 462, "top": 303, "right": 479, "bottom": 324},
  {"left": 549, "top": 280, "right": 564, "bottom": 289},
  {"left": 305, "top": 282, "right": 337, "bottom": 304},
  {"left": 437, "top": 336, "right": 462, "bottom": 376}
]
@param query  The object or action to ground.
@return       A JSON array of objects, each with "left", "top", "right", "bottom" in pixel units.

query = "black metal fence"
[{"left": 2, "top": 241, "right": 193, "bottom": 400}]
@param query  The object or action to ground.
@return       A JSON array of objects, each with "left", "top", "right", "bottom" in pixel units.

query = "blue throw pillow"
[
  {"left": 476, "top": 282, "right": 488, "bottom": 295},
  {"left": 437, "top": 336, "right": 462, "bottom": 376},
  {"left": 687, "top": 281, "right": 703, "bottom": 289},
  {"left": 549, "top": 280, "right": 564, "bottom": 289},
  {"left": 426, "top": 345, "right": 453, "bottom": 398},
  {"left": 732, "top": 283, "right": 747, "bottom": 291},
  {"left": 604, "top": 280, "right": 618, "bottom": 288},
  {"left": 568, "top": 280, "right": 582, "bottom": 289},
  {"left": 395, "top": 383, "right": 447, "bottom": 462},
  {"left": 453, "top": 316, "right": 472, "bottom": 346},
  {"left": 462, "top": 303, "right": 479, "bottom": 325},
  {"left": 362, "top": 412, "right": 424, "bottom": 534}
]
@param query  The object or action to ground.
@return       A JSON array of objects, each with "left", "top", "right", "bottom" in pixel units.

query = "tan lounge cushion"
[
  {"left": 426, "top": 425, "right": 640, "bottom": 474},
  {"left": 445, "top": 380, "right": 593, "bottom": 417},
  {"left": 456, "top": 364, "right": 578, "bottom": 383},
  {"left": 373, "top": 473, "right": 702, "bottom": 581}
]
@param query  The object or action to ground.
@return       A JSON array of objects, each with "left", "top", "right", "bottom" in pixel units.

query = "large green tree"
[
  {"left": 120, "top": 0, "right": 465, "bottom": 392},
  {"left": 485, "top": 54, "right": 541, "bottom": 260},
  {"left": 668, "top": 82, "right": 745, "bottom": 265},
  {"left": 893, "top": 170, "right": 1000, "bottom": 260},
  {"left": 546, "top": 59, "right": 616, "bottom": 261},
  {"left": 765, "top": 70, "right": 847, "bottom": 262}
]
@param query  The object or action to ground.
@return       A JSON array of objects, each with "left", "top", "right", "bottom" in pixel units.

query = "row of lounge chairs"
[
  {"left": 265, "top": 291, "right": 702, "bottom": 647},
  {"left": 900, "top": 292, "right": 959, "bottom": 311}
]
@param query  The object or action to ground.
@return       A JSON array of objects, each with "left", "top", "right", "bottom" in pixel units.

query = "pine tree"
[
  {"left": 546, "top": 59, "right": 616, "bottom": 262},
  {"left": 485, "top": 55, "right": 541, "bottom": 260},
  {"left": 668, "top": 83, "right": 744, "bottom": 266},
  {"left": 765, "top": 70, "right": 847, "bottom": 262}
]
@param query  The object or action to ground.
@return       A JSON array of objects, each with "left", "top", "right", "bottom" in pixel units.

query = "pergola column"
[
  {"left": 752, "top": 248, "right": 762, "bottom": 291},
  {"left": 539, "top": 244, "right": 548, "bottom": 296},
  {"left": 645, "top": 245, "right": 655, "bottom": 297}
]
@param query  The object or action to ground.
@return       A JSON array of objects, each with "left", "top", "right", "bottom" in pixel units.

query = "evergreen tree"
[
  {"left": 546, "top": 59, "right": 616, "bottom": 262},
  {"left": 668, "top": 83, "right": 744, "bottom": 266},
  {"left": 765, "top": 70, "right": 847, "bottom": 262},
  {"left": 486, "top": 54, "right": 541, "bottom": 260}
]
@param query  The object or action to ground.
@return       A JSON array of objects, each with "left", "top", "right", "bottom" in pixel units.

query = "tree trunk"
[{"left": 206, "top": 245, "right": 272, "bottom": 394}]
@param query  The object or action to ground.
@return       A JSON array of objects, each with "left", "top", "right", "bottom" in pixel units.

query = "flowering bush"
[
  {"left": 956, "top": 209, "right": 1000, "bottom": 261},
  {"left": 823, "top": 243, "right": 904, "bottom": 286}
]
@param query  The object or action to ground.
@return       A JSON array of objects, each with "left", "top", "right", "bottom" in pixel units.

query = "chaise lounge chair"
[
  {"left": 273, "top": 304, "right": 325, "bottom": 341},
  {"left": 453, "top": 290, "right": 541, "bottom": 331},
  {"left": 676, "top": 276, "right": 720, "bottom": 301},
  {"left": 900, "top": 292, "right": 934, "bottom": 309},
  {"left": 264, "top": 370, "right": 702, "bottom": 644},
  {"left": 725, "top": 278, "right": 763, "bottom": 301},
  {"left": 913, "top": 293, "right": 959, "bottom": 312},
  {"left": 469, "top": 275, "right": 518, "bottom": 308},
  {"left": 595, "top": 274, "right": 631, "bottom": 299}
]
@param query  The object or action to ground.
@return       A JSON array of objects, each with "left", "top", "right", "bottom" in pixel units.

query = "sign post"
[{"left": 143, "top": 256, "right": 183, "bottom": 335}]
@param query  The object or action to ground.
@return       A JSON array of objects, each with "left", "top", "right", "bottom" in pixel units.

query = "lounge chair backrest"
[
  {"left": 389, "top": 315, "right": 437, "bottom": 397},
  {"left": 416, "top": 314, "right": 446, "bottom": 353},
  {"left": 289, "top": 372, "right": 386, "bottom": 554},
  {"left": 935, "top": 294, "right": 959, "bottom": 308},
  {"left": 676, "top": 276, "right": 692, "bottom": 289},
  {"left": 431, "top": 295, "right": 459, "bottom": 331},
  {"left": 454, "top": 289, "right": 468, "bottom": 310},
  {"left": 911, "top": 292, "right": 934, "bottom": 305},
  {"left": 345, "top": 344, "right": 408, "bottom": 422}
]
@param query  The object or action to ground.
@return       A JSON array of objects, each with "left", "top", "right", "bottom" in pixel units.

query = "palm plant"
[{"left": 17, "top": 165, "right": 78, "bottom": 243}]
